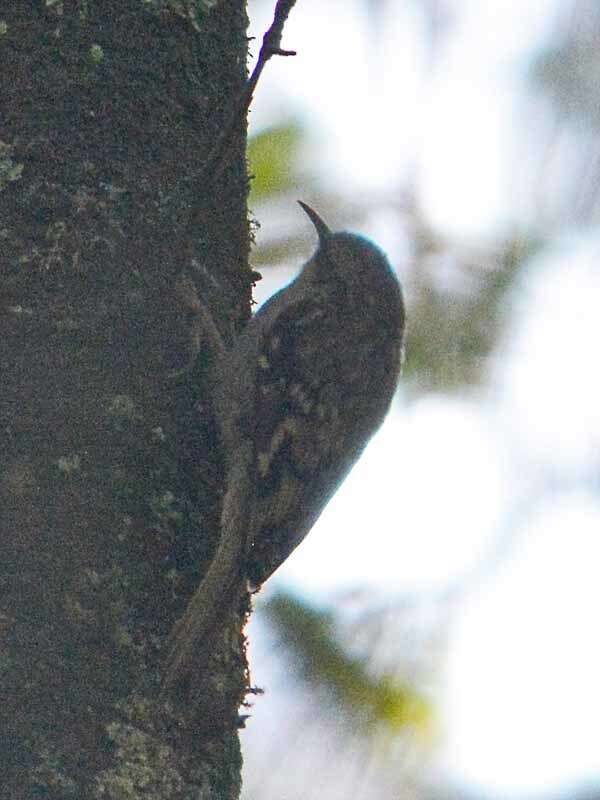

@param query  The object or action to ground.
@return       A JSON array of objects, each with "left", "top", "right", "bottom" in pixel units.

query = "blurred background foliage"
[
  {"left": 241, "top": 0, "right": 600, "bottom": 798},
  {"left": 263, "top": 592, "right": 432, "bottom": 736},
  {"left": 247, "top": 121, "right": 303, "bottom": 200}
]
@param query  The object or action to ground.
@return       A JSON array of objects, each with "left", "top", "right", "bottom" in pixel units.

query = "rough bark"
[{"left": 0, "top": 1, "right": 250, "bottom": 796}]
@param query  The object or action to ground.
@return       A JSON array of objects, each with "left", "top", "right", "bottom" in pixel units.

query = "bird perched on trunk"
[{"left": 162, "top": 202, "right": 405, "bottom": 691}]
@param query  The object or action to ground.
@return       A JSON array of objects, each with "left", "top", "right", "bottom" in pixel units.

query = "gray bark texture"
[{"left": 0, "top": 1, "right": 251, "bottom": 797}]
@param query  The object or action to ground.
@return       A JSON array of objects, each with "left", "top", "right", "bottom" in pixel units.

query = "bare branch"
[{"left": 199, "top": 0, "right": 298, "bottom": 186}]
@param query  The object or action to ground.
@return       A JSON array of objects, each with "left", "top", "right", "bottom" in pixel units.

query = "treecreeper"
[{"left": 162, "top": 202, "right": 405, "bottom": 691}]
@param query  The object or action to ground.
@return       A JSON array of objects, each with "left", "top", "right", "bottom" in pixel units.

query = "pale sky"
[{"left": 244, "top": 1, "right": 600, "bottom": 797}]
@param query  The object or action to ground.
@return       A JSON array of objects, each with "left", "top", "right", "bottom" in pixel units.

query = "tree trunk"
[{"left": 0, "top": 1, "right": 250, "bottom": 796}]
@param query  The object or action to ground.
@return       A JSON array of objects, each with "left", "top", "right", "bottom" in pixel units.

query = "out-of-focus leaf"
[
  {"left": 263, "top": 592, "right": 432, "bottom": 737},
  {"left": 248, "top": 122, "right": 304, "bottom": 200}
]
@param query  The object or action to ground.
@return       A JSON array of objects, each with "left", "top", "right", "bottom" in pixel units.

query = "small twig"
[
  {"left": 246, "top": 0, "right": 298, "bottom": 102},
  {"left": 177, "top": 1, "right": 298, "bottom": 266},
  {"left": 197, "top": 0, "right": 298, "bottom": 186}
]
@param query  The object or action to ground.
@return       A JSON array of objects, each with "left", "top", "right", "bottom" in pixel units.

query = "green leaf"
[
  {"left": 248, "top": 122, "right": 304, "bottom": 200},
  {"left": 263, "top": 592, "right": 432, "bottom": 737}
]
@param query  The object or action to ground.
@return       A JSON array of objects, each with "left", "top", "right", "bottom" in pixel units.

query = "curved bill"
[{"left": 297, "top": 201, "right": 331, "bottom": 245}]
